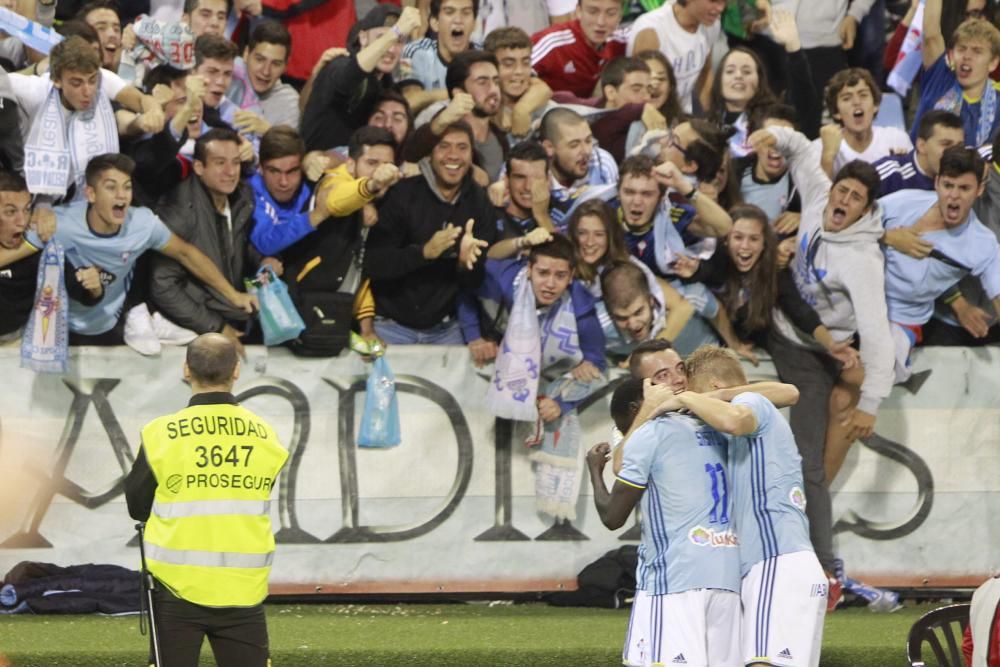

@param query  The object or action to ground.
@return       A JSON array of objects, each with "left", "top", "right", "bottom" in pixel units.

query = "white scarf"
[
  {"left": 24, "top": 78, "right": 117, "bottom": 199},
  {"left": 487, "top": 266, "right": 582, "bottom": 421},
  {"left": 887, "top": 1, "right": 925, "bottom": 96},
  {"left": 652, "top": 199, "right": 717, "bottom": 274},
  {"left": 21, "top": 240, "right": 68, "bottom": 373}
]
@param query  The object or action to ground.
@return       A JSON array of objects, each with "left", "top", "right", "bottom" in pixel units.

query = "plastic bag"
[
  {"left": 357, "top": 356, "right": 401, "bottom": 448},
  {"left": 245, "top": 267, "right": 305, "bottom": 346}
]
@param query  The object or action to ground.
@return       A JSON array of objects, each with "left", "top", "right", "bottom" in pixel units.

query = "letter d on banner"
[{"left": 322, "top": 375, "right": 474, "bottom": 542}]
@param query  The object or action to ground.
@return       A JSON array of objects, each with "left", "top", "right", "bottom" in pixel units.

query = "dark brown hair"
[
  {"left": 721, "top": 204, "right": 777, "bottom": 334},
  {"left": 566, "top": 199, "right": 628, "bottom": 283}
]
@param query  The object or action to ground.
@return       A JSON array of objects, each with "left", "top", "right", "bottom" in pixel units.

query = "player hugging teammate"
[{"left": 588, "top": 343, "right": 826, "bottom": 667}]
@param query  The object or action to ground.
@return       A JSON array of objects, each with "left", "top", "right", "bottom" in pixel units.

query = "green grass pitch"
[{"left": 0, "top": 602, "right": 941, "bottom": 666}]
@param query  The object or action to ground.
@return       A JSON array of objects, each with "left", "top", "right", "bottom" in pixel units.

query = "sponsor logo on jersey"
[
  {"left": 672, "top": 653, "right": 687, "bottom": 664},
  {"left": 811, "top": 582, "right": 828, "bottom": 598},
  {"left": 789, "top": 486, "right": 806, "bottom": 511},
  {"left": 563, "top": 61, "right": 575, "bottom": 73},
  {"left": 778, "top": 647, "right": 794, "bottom": 659},
  {"left": 688, "top": 525, "right": 739, "bottom": 547}
]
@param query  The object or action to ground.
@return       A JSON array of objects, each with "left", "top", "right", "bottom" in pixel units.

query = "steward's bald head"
[{"left": 186, "top": 333, "right": 239, "bottom": 387}]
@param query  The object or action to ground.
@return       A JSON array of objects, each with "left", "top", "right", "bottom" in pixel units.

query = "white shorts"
[
  {"left": 624, "top": 588, "right": 741, "bottom": 667},
  {"left": 741, "top": 551, "right": 827, "bottom": 667}
]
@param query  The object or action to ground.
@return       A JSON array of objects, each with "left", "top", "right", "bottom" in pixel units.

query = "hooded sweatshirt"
[
  {"left": 768, "top": 125, "right": 894, "bottom": 416},
  {"left": 363, "top": 159, "right": 498, "bottom": 330}
]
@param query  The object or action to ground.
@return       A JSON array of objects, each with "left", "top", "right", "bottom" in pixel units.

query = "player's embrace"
[
  {"left": 587, "top": 378, "right": 742, "bottom": 667},
  {"left": 675, "top": 346, "right": 827, "bottom": 667}
]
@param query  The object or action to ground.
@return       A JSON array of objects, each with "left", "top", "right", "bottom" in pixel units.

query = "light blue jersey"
[
  {"left": 397, "top": 38, "right": 447, "bottom": 91},
  {"left": 728, "top": 393, "right": 813, "bottom": 577},
  {"left": 27, "top": 201, "right": 172, "bottom": 335},
  {"left": 881, "top": 189, "right": 1000, "bottom": 326},
  {"left": 617, "top": 413, "right": 741, "bottom": 596}
]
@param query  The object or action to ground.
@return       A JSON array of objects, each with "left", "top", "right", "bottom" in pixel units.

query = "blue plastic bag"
[
  {"left": 246, "top": 267, "right": 305, "bottom": 346},
  {"left": 357, "top": 356, "right": 401, "bottom": 448}
]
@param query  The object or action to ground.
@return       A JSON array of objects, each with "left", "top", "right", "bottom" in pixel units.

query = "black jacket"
[
  {"left": 363, "top": 164, "right": 498, "bottom": 330},
  {"left": 301, "top": 54, "right": 394, "bottom": 152},
  {"left": 149, "top": 176, "right": 260, "bottom": 334}
]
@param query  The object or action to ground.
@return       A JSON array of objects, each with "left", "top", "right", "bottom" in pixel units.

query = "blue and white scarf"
[
  {"left": 487, "top": 266, "right": 583, "bottom": 420},
  {"left": 24, "top": 78, "right": 117, "bottom": 199},
  {"left": 21, "top": 241, "right": 68, "bottom": 374},
  {"left": 887, "top": 1, "right": 925, "bottom": 96},
  {"left": 935, "top": 73, "right": 1000, "bottom": 146},
  {"left": 651, "top": 200, "right": 717, "bottom": 275},
  {"left": 0, "top": 7, "right": 62, "bottom": 54},
  {"left": 117, "top": 16, "right": 195, "bottom": 83}
]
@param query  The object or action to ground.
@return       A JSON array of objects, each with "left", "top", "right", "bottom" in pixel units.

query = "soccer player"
[
  {"left": 676, "top": 346, "right": 827, "bottom": 667},
  {"left": 587, "top": 377, "right": 741, "bottom": 667}
]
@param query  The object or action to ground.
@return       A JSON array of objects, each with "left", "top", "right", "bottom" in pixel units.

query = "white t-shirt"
[
  {"left": 9, "top": 69, "right": 128, "bottom": 140},
  {"left": 626, "top": 2, "right": 720, "bottom": 113},
  {"left": 810, "top": 125, "right": 914, "bottom": 173}
]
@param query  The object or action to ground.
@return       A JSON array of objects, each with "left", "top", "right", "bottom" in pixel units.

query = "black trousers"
[
  {"left": 151, "top": 584, "right": 270, "bottom": 667},
  {"left": 766, "top": 329, "right": 839, "bottom": 572}
]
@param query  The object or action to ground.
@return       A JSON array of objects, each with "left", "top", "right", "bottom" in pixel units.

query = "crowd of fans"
[{"left": 0, "top": 0, "right": 998, "bottom": 611}]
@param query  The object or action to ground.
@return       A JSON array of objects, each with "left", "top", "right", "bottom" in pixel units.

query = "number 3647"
[{"left": 194, "top": 445, "right": 253, "bottom": 468}]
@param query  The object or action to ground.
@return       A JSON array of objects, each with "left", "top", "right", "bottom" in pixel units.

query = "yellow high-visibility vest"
[{"left": 141, "top": 401, "right": 288, "bottom": 607}]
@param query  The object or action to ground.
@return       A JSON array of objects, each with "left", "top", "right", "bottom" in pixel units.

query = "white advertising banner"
[{"left": 0, "top": 345, "right": 997, "bottom": 593}]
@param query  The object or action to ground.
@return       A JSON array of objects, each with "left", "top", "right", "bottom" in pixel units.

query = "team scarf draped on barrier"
[
  {"left": 20, "top": 241, "right": 68, "bottom": 374},
  {"left": 527, "top": 374, "right": 605, "bottom": 520},
  {"left": 935, "top": 75, "right": 999, "bottom": 146},
  {"left": 24, "top": 80, "right": 117, "bottom": 198},
  {"left": 0, "top": 7, "right": 62, "bottom": 55}
]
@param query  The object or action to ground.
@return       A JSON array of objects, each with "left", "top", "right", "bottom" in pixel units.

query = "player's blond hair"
[
  {"left": 952, "top": 18, "right": 1000, "bottom": 58},
  {"left": 685, "top": 346, "right": 747, "bottom": 391}
]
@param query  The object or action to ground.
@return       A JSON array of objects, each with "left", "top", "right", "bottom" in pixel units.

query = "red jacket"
[{"left": 531, "top": 20, "right": 626, "bottom": 98}]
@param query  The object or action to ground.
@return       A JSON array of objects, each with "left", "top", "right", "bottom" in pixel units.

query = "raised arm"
[
  {"left": 923, "top": 0, "right": 946, "bottom": 67},
  {"left": 751, "top": 125, "right": 832, "bottom": 214},
  {"left": 652, "top": 161, "right": 733, "bottom": 237},
  {"left": 587, "top": 442, "right": 644, "bottom": 530},
  {"left": 358, "top": 7, "right": 422, "bottom": 73},
  {"left": 657, "top": 278, "right": 695, "bottom": 343}
]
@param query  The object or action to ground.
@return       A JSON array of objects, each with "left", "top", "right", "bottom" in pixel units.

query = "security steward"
[{"left": 125, "top": 333, "right": 288, "bottom": 667}]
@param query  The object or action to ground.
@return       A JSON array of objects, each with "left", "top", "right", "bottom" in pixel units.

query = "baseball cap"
[{"left": 348, "top": 5, "right": 402, "bottom": 51}]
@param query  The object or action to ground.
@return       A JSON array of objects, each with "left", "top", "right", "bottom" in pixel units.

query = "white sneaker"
[
  {"left": 152, "top": 312, "right": 198, "bottom": 346},
  {"left": 124, "top": 304, "right": 161, "bottom": 356}
]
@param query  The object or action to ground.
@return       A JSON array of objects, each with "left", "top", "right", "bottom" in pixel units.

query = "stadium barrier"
[{"left": 0, "top": 345, "right": 996, "bottom": 594}]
